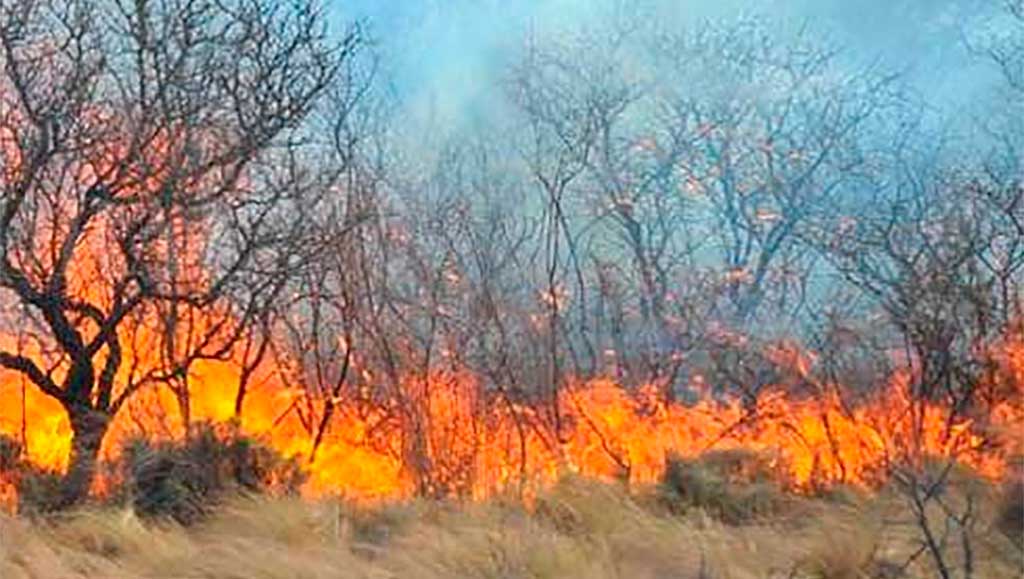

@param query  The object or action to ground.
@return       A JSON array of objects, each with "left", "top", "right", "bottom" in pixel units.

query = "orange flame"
[
  {"left": 1, "top": 107, "right": 1020, "bottom": 513},
  {"left": 2, "top": 332, "right": 1019, "bottom": 512}
]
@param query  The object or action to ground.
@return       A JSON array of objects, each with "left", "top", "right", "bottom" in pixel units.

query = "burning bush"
[
  {"left": 116, "top": 424, "right": 305, "bottom": 525},
  {"left": 0, "top": 434, "right": 64, "bottom": 515}
]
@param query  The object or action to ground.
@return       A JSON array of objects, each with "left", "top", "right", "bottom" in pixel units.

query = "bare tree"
[
  {"left": 0, "top": 0, "right": 358, "bottom": 506},
  {"left": 506, "top": 32, "right": 613, "bottom": 439},
  {"left": 647, "top": 19, "right": 898, "bottom": 328}
]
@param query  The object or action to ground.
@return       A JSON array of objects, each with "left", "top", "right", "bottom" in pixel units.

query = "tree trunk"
[
  {"left": 176, "top": 379, "right": 192, "bottom": 440},
  {"left": 57, "top": 408, "right": 110, "bottom": 509}
]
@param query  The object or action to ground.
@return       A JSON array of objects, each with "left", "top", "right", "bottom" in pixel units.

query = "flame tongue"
[{"left": 2, "top": 332, "right": 1020, "bottom": 511}]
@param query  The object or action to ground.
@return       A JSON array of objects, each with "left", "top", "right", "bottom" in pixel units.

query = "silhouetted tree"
[{"left": 0, "top": 0, "right": 359, "bottom": 506}]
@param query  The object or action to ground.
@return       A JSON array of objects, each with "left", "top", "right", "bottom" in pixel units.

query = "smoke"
[{"left": 334, "top": 0, "right": 1004, "bottom": 134}]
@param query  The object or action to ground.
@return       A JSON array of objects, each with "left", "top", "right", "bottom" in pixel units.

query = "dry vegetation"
[
  {"left": 0, "top": 1, "right": 1022, "bottom": 577},
  {"left": 2, "top": 459, "right": 1021, "bottom": 579}
]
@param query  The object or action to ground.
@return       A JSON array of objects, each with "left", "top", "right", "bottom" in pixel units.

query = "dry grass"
[{"left": 1, "top": 477, "right": 1021, "bottom": 579}]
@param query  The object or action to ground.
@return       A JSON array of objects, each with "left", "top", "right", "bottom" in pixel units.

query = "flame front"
[{"left": 1, "top": 331, "right": 1020, "bottom": 510}]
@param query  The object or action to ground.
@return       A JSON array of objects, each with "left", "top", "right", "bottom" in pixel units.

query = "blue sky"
[{"left": 330, "top": 0, "right": 999, "bottom": 128}]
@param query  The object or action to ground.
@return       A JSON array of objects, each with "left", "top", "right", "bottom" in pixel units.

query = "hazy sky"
[{"left": 331, "top": 0, "right": 1001, "bottom": 128}]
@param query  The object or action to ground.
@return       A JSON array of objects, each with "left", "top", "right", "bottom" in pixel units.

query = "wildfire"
[
  {"left": 0, "top": 105, "right": 1020, "bottom": 516},
  {"left": 1, "top": 329, "right": 1020, "bottom": 513}
]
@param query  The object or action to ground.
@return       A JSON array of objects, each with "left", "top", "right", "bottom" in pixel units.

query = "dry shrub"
[
  {"left": 0, "top": 434, "right": 64, "bottom": 515},
  {"left": 659, "top": 450, "right": 787, "bottom": 524},
  {"left": 119, "top": 423, "right": 305, "bottom": 524},
  {"left": 1, "top": 428, "right": 306, "bottom": 520},
  {"left": 995, "top": 465, "right": 1023, "bottom": 547}
]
